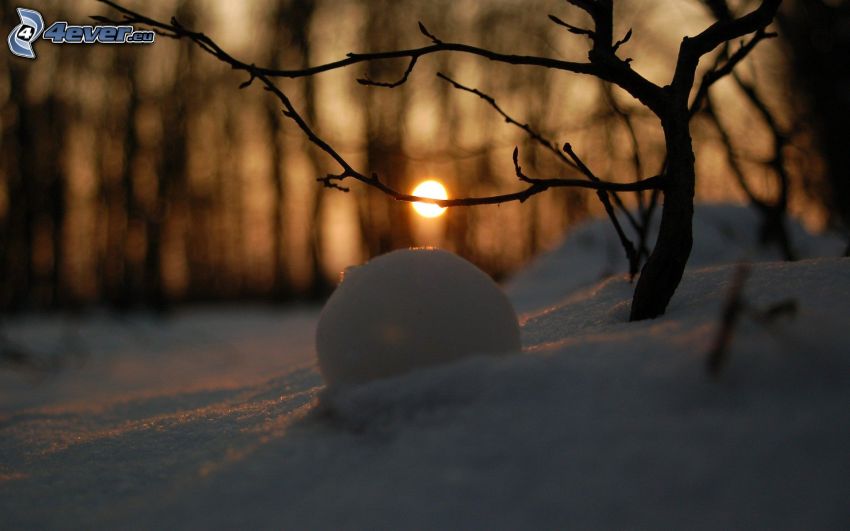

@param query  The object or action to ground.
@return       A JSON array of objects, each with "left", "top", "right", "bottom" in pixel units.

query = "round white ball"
[{"left": 316, "top": 249, "right": 521, "bottom": 387}]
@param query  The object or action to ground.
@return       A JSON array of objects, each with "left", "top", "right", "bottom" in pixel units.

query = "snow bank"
[
  {"left": 0, "top": 306, "right": 319, "bottom": 414},
  {"left": 508, "top": 203, "right": 846, "bottom": 313},
  {"left": 1, "top": 205, "right": 848, "bottom": 529},
  {"left": 316, "top": 249, "right": 520, "bottom": 387}
]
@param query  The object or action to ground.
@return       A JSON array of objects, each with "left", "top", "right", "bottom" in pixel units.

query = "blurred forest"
[{"left": 0, "top": 0, "right": 847, "bottom": 312}]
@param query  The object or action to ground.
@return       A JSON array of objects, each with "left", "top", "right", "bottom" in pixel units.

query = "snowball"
[{"left": 316, "top": 248, "right": 521, "bottom": 387}]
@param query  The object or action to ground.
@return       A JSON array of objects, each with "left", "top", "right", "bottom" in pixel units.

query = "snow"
[
  {"left": 507, "top": 203, "right": 847, "bottom": 313},
  {"left": 1, "top": 204, "right": 848, "bottom": 529},
  {"left": 316, "top": 248, "right": 520, "bottom": 387}
]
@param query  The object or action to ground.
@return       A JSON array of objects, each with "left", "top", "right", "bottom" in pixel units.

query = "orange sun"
[{"left": 411, "top": 180, "right": 448, "bottom": 218}]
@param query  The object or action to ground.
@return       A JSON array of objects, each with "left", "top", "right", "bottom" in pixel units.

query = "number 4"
[
  {"left": 42, "top": 22, "right": 67, "bottom": 43},
  {"left": 17, "top": 26, "right": 34, "bottom": 41}
]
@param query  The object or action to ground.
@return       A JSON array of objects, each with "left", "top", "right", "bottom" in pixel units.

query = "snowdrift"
[
  {"left": 508, "top": 203, "right": 846, "bottom": 313},
  {"left": 1, "top": 205, "right": 848, "bottom": 529}
]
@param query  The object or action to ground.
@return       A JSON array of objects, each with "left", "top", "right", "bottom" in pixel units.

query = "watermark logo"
[
  {"left": 7, "top": 8, "right": 43, "bottom": 59},
  {"left": 7, "top": 7, "right": 155, "bottom": 60}
]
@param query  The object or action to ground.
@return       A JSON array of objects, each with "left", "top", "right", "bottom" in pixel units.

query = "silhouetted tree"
[
  {"left": 697, "top": 0, "right": 795, "bottom": 260},
  {"left": 97, "top": 0, "right": 782, "bottom": 320},
  {"left": 779, "top": 0, "right": 850, "bottom": 243}
]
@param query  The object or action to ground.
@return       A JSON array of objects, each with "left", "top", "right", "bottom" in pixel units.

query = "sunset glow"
[{"left": 411, "top": 180, "right": 448, "bottom": 218}]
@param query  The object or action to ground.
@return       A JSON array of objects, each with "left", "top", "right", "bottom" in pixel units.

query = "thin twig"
[
  {"left": 689, "top": 28, "right": 777, "bottom": 117},
  {"left": 94, "top": 0, "right": 665, "bottom": 209},
  {"left": 357, "top": 56, "right": 418, "bottom": 88},
  {"left": 707, "top": 262, "right": 751, "bottom": 377},
  {"left": 437, "top": 72, "right": 578, "bottom": 171},
  {"left": 548, "top": 14, "right": 594, "bottom": 37},
  {"left": 439, "top": 72, "right": 646, "bottom": 271}
]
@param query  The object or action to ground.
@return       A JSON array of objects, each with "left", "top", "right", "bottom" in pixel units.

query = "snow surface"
[
  {"left": 317, "top": 248, "right": 520, "bottom": 387},
  {"left": 1, "top": 204, "right": 848, "bottom": 529},
  {"left": 507, "top": 203, "right": 847, "bottom": 313}
]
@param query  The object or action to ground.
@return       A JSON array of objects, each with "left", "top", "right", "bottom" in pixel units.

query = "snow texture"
[
  {"left": 316, "top": 248, "right": 521, "bottom": 387},
  {"left": 1, "top": 204, "right": 848, "bottom": 529},
  {"left": 508, "top": 203, "right": 846, "bottom": 313}
]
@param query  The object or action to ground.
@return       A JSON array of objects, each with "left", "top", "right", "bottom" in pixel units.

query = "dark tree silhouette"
[
  {"left": 697, "top": 0, "right": 795, "bottom": 261},
  {"left": 95, "top": 0, "right": 782, "bottom": 321},
  {"left": 778, "top": 0, "right": 850, "bottom": 245}
]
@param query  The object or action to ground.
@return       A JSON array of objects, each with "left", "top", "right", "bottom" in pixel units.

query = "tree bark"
[{"left": 630, "top": 105, "right": 695, "bottom": 321}]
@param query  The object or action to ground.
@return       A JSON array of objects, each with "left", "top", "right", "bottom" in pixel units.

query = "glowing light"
[{"left": 411, "top": 180, "right": 448, "bottom": 218}]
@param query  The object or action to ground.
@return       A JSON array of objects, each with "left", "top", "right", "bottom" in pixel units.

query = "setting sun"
[{"left": 411, "top": 180, "right": 448, "bottom": 218}]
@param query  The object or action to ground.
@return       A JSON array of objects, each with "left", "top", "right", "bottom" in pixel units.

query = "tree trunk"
[
  {"left": 629, "top": 106, "right": 695, "bottom": 321},
  {"left": 779, "top": 1, "right": 850, "bottom": 234}
]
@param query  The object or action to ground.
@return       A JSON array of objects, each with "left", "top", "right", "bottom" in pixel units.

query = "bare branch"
[
  {"left": 436, "top": 72, "right": 578, "bottom": 171},
  {"left": 707, "top": 262, "right": 799, "bottom": 377},
  {"left": 567, "top": 0, "right": 613, "bottom": 49},
  {"left": 689, "top": 0, "right": 781, "bottom": 56},
  {"left": 703, "top": 95, "right": 764, "bottom": 208},
  {"left": 689, "top": 28, "right": 777, "bottom": 117},
  {"left": 559, "top": 0, "right": 664, "bottom": 112},
  {"left": 602, "top": 83, "right": 643, "bottom": 187},
  {"left": 673, "top": 0, "right": 781, "bottom": 94},
  {"left": 95, "top": 0, "right": 665, "bottom": 211},
  {"left": 561, "top": 142, "right": 596, "bottom": 181},
  {"left": 612, "top": 28, "right": 633, "bottom": 53},
  {"left": 95, "top": 0, "right": 787, "bottom": 320},
  {"left": 98, "top": 0, "right": 666, "bottom": 113},
  {"left": 548, "top": 14, "right": 594, "bottom": 37},
  {"left": 601, "top": 83, "right": 644, "bottom": 232},
  {"left": 507, "top": 147, "right": 664, "bottom": 194},
  {"left": 561, "top": 143, "right": 639, "bottom": 273},
  {"left": 417, "top": 21, "right": 442, "bottom": 44},
  {"left": 707, "top": 262, "right": 750, "bottom": 377},
  {"left": 95, "top": 1, "right": 598, "bottom": 89},
  {"left": 317, "top": 173, "right": 351, "bottom": 193},
  {"left": 357, "top": 56, "right": 418, "bottom": 88},
  {"left": 440, "top": 72, "right": 643, "bottom": 273}
]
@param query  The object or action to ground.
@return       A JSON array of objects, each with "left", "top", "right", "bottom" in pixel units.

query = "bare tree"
[
  {"left": 696, "top": 0, "right": 795, "bottom": 261},
  {"left": 779, "top": 0, "right": 850, "bottom": 244},
  {"left": 95, "top": 0, "right": 781, "bottom": 321}
]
